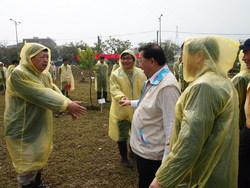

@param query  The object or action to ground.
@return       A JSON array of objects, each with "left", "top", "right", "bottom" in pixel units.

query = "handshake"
[{"left": 119, "top": 96, "right": 131, "bottom": 106}]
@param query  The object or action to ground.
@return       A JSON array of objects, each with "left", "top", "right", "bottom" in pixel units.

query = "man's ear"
[{"left": 151, "top": 58, "right": 157, "bottom": 66}]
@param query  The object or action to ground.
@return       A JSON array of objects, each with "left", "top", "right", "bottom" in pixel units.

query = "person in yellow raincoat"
[
  {"left": 149, "top": 36, "right": 240, "bottom": 188},
  {"left": 173, "top": 57, "right": 181, "bottom": 81},
  {"left": 4, "top": 43, "right": 87, "bottom": 188},
  {"left": 6, "top": 59, "right": 19, "bottom": 79},
  {"left": 94, "top": 56, "right": 109, "bottom": 102},
  {"left": 234, "top": 38, "right": 250, "bottom": 188},
  {"left": 173, "top": 44, "right": 188, "bottom": 92},
  {"left": 0, "top": 62, "right": 7, "bottom": 93},
  {"left": 111, "top": 59, "right": 120, "bottom": 73},
  {"left": 109, "top": 50, "right": 146, "bottom": 168},
  {"left": 59, "top": 58, "right": 75, "bottom": 98}
]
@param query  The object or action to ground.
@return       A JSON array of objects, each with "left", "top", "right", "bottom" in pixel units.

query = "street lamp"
[
  {"left": 9, "top": 18, "right": 21, "bottom": 55},
  {"left": 158, "top": 14, "right": 163, "bottom": 47}
]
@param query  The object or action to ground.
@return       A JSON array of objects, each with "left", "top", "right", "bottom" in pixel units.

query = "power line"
[
  {"left": 101, "top": 30, "right": 156, "bottom": 38},
  {"left": 1, "top": 30, "right": 249, "bottom": 44},
  {"left": 96, "top": 30, "right": 250, "bottom": 38},
  {"left": 162, "top": 30, "right": 250, "bottom": 36}
]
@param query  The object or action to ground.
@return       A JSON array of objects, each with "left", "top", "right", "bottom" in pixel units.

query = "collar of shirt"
[{"left": 147, "top": 65, "right": 170, "bottom": 86}]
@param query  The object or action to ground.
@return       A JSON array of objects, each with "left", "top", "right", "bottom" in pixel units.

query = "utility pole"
[
  {"left": 9, "top": 18, "right": 21, "bottom": 56},
  {"left": 175, "top": 25, "right": 179, "bottom": 45},
  {"left": 97, "top": 35, "right": 102, "bottom": 53},
  {"left": 156, "top": 30, "right": 159, "bottom": 45},
  {"left": 158, "top": 14, "right": 163, "bottom": 47}
]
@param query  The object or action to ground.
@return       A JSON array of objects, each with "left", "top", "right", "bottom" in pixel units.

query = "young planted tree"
[{"left": 77, "top": 47, "right": 96, "bottom": 107}]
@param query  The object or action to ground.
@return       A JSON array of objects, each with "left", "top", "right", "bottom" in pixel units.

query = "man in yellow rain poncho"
[
  {"left": 94, "top": 56, "right": 109, "bottom": 102},
  {"left": 111, "top": 59, "right": 120, "bottom": 73},
  {"left": 0, "top": 61, "right": 7, "bottom": 93},
  {"left": 4, "top": 43, "right": 87, "bottom": 188},
  {"left": 6, "top": 59, "right": 19, "bottom": 79},
  {"left": 109, "top": 50, "right": 146, "bottom": 168},
  {"left": 173, "top": 57, "right": 180, "bottom": 81},
  {"left": 149, "top": 36, "right": 239, "bottom": 188},
  {"left": 59, "top": 58, "right": 75, "bottom": 98},
  {"left": 234, "top": 38, "right": 250, "bottom": 188},
  {"left": 173, "top": 44, "right": 188, "bottom": 92}
]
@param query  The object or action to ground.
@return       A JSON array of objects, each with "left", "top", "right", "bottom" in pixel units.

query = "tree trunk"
[{"left": 89, "top": 72, "right": 93, "bottom": 106}]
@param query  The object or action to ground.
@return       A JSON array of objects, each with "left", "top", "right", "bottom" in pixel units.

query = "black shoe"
[
  {"left": 37, "top": 183, "right": 50, "bottom": 188},
  {"left": 121, "top": 159, "right": 133, "bottom": 169},
  {"left": 21, "top": 181, "right": 50, "bottom": 188}
]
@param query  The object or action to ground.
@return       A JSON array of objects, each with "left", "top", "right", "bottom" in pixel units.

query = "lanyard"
[{"left": 138, "top": 81, "right": 152, "bottom": 105}]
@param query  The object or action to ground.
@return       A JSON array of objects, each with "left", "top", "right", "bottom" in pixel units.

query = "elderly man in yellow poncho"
[
  {"left": 4, "top": 43, "right": 87, "bottom": 188},
  {"left": 109, "top": 50, "right": 146, "bottom": 168},
  {"left": 149, "top": 36, "right": 240, "bottom": 188}
]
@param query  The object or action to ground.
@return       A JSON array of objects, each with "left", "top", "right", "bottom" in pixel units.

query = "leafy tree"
[
  {"left": 0, "top": 44, "right": 20, "bottom": 65},
  {"left": 58, "top": 41, "right": 88, "bottom": 62},
  {"left": 161, "top": 40, "right": 180, "bottom": 65},
  {"left": 100, "top": 37, "right": 132, "bottom": 54},
  {"left": 78, "top": 47, "right": 96, "bottom": 106}
]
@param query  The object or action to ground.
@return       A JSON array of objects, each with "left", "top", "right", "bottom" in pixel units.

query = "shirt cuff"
[{"left": 130, "top": 100, "right": 139, "bottom": 108}]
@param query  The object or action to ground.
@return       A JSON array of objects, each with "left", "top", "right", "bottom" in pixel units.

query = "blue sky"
[{"left": 1, "top": 0, "right": 249, "bottom": 47}]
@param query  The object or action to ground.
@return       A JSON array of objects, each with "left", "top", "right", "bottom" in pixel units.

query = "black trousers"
[
  {"left": 239, "top": 127, "right": 250, "bottom": 188},
  {"left": 135, "top": 154, "right": 161, "bottom": 188},
  {"left": 118, "top": 141, "right": 128, "bottom": 161}
]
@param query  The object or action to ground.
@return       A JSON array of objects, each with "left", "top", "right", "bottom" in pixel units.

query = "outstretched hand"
[
  {"left": 119, "top": 96, "right": 131, "bottom": 106},
  {"left": 149, "top": 178, "right": 162, "bottom": 188},
  {"left": 67, "top": 101, "right": 87, "bottom": 120}
]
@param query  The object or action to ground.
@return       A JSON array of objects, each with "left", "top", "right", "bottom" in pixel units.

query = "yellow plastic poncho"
[
  {"left": 4, "top": 43, "right": 71, "bottom": 174},
  {"left": 59, "top": 64, "right": 75, "bottom": 91},
  {"left": 0, "top": 63, "right": 7, "bottom": 87},
  {"left": 178, "top": 62, "right": 189, "bottom": 92},
  {"left": 109, "top": 50, "right": 146, "bottom": 141},
  {"left": 111, "top": 61, "right": 120, "bottom": 73},
  {"left": 155, "top": 36, "right": 240, "bottom": 188},
  {"left": 173, "top": 58, "right": 181, "bottom": 81},
  {"left": 6, "top": 64, "right": 16, "bottom": 79},
  {"left": 232, "top": 50, "right": 250, "bottom": 129},
  {"left": 94, "top": 60, "right": 109, "bottom": 92}
]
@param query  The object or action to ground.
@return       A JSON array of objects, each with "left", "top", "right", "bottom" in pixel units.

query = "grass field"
[{"left": 0, "top": 73, "right": 138, "bottom": 188}]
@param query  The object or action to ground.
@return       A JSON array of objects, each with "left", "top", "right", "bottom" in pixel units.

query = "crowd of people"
[{"left": 2, "top": 36, "right": 250, "bottom": 188}]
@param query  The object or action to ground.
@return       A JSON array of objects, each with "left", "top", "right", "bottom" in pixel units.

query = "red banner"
[{"left": 95, "top": 53, "right": 140, "bottom": 60}]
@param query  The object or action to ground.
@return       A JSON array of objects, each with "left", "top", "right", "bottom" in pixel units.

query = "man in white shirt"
[{"left": 120, "top": 43, "right": 180, "bottom": 188}]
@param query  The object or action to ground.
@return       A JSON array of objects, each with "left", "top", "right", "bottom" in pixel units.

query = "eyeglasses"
[
  {"left": 121, "top": 57, "right": 133, "bottom": 61},
  {"left": 121, "top": 56, "right": 134, "bottom": 61}
]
